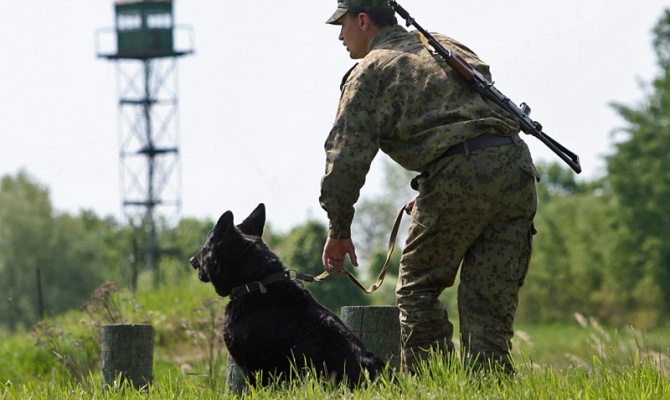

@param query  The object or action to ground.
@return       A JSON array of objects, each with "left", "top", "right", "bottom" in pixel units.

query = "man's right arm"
[{"left": 319, "top": 70, "right": 382, "bottom": 239}]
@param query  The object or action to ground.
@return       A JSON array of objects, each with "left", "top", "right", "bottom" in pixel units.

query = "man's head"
[
  {"left": 327, "top": 0, "right": 397, "bottom": 59},
  {"left": 325, "top": 0, "right": 395, "bottom": 25}
]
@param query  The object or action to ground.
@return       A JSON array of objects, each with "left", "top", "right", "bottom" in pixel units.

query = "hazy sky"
[{"left": 1, "top": 1, "right": 667, "bottom": 232}]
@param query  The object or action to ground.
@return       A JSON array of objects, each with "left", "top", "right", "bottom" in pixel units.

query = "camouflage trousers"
[{"left": 396, "top": 140, "right": 537, "bottom": 374}]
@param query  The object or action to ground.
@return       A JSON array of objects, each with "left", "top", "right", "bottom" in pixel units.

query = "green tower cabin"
[
  {"left": 96, "top": 0, "right": 194, "bottom": 59},
  {"left": 96, "top": 0, "right": 194, "bottom": 289},
  {"left": 116, "top": 0, "right": 176, "bottom": 57}
]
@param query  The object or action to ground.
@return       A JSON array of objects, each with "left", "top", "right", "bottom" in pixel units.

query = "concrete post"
[{"left": 341, "top": 305, "right": 401, "bottom": 370}]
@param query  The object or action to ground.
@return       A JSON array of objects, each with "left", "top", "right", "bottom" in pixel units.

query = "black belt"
[{"left": 410, "top": 133, "right": 519, "bottom": 190}]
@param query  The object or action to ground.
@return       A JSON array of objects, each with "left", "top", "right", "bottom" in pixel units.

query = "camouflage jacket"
[{"left": 320, "top": 24, "right": 520, "bottom": 238}]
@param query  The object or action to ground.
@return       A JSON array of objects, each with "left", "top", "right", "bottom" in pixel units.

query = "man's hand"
[{"left": 322, "top": 237, "right": 358, "bottom": 275}]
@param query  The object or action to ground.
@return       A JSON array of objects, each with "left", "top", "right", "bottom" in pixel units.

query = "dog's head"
[{"left": 189, "top": 203, "right": 270, "bottom": 297}]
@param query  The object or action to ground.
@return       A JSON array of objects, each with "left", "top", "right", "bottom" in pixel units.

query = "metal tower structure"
[{"left": 96, "top": 0, "right": 194, "bottom": 286}]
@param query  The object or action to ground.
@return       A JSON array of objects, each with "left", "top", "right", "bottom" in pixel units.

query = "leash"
[
  {"left": 229, "top": 206, "right": 406, "bottom": 299},
  {"left": 313, "top": 206, "right": 406, "bottom": 293}
]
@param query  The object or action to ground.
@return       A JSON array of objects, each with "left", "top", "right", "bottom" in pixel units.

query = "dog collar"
[{"left": 229, "top": 270, "right": 315, "bottom": 301}]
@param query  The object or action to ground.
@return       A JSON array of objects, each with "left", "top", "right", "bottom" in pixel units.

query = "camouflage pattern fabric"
[
  {"left": 397, "top": 142, "right": 537, "bottom": 373},
  {"left": 319, "top": 24, "right": 538, "bottom": 373},
  {"left": 320, "top": 25, "right": 520, "bottom": 238}
]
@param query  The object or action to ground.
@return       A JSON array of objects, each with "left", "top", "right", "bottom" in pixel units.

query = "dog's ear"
[
  {"left": 214, "top": 210, "right": 235, "bottom": 236},
  {"left": 237, "top": 203, "right": 265, "bottom": 237}
]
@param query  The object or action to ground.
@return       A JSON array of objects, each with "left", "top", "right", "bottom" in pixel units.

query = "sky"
[{"left": 1, "top": 1, "right": 668, "bottom": 233}]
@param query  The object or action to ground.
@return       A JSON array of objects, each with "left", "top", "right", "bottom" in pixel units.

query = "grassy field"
[
  {"left": 2, "top": 348, "right": 668, "bottom": 399},
  {"left": 1, "top": 279, "right": 669, "bottom": 399}
]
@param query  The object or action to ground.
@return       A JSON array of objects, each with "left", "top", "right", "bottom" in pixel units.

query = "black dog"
[{"left": 190, "top": 204, "right": 385, "bottom": 387}]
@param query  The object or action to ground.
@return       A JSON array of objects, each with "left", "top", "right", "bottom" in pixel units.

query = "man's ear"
[
  {"left": 358, "top": 12, "right": 373, "bottom": 31},
  {"left": 237, "top": 203, "right": 266, "bottom": 237},
  {"left": 357, "top": 13, "right": 380, "bottom": 41}
]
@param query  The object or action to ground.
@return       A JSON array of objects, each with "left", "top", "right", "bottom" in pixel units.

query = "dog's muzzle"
[{"left": 190, "top": 255, "right": 210, "bottom": 282}]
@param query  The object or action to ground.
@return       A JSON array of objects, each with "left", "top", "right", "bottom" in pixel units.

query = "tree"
[
  {"left": 513, "top": 158, "right": 664, "bottom": 328},
  {"left": 0, "top": 171, "right": 119, "bottom": 331},
  {"left": 0, "top": 171, "right": 54, "bottom": 330},
  {"left": 46, "top": 212, "right": 122, "bottom": 313},
  {"left": 607, "top": 8, "right": 670, "bottom": 319}
]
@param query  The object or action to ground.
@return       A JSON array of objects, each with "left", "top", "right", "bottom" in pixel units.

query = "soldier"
[{"left": 319, "top": 0, "right": 538, "bottom": 374}]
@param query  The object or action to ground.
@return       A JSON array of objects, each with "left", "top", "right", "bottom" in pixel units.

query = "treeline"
[
  {"left": 520, "top": 9, "right": 670, "bottom": 328},
  {"left": 0, "top": 170, "right": 376, "bottom": 332}
]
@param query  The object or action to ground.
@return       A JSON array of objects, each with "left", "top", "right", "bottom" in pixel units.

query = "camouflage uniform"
[{"left": 320, "top": 22, "right": 537, "bottom": 373}]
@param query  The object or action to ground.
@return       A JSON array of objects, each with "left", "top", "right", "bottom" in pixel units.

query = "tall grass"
[
  {"left": 1, "top": 280, "right": 669, "bottom": 399},
  {"left": 2, "top": 348, "right": 669, "bottom": 399}
]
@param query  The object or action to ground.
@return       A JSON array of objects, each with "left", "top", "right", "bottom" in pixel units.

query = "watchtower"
[{"left": 96, "top": 0, "right": 194, "bottom": 287}]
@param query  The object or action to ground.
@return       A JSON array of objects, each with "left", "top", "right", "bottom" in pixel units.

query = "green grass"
[
  {"left": 2, "top": 351, "right": 669, "bottom": 399},
  {"left": 514, "top": 314, "right": 670, "bottom": 371},
  {"left": 1, "top": 278, "right": 669, "bottom": 399}
]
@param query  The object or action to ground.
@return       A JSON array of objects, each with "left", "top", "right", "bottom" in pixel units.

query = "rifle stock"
[
  {"left": 445, "top": 52, "right": 476, "bottom": 81},
  {"left": 388, "top": 0, "right": 582, "bottom": 174}
]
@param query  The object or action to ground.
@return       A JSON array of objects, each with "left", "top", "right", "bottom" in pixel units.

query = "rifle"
[{"left": 388, "top": 1, "right": 582, "bottom": 174}]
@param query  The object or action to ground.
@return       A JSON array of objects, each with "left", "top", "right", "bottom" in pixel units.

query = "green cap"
[{"left": 325, "top": 0, "right": 395, "bottom": 25}]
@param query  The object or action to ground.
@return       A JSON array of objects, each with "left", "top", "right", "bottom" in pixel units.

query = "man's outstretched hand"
[{"left": 322, "top": 237, "right": 358, "bottom": 275}]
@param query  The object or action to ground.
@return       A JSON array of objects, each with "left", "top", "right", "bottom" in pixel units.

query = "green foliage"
[
  {"left": 47, "top": 213, "right": 122, "bottom": 313},
  {"left": 0, "top": 171, "right": 124, "bottom": 331},
  {"left": 33, "top": 319, "right": 101, "bottom": 384},
  {"left": 0, "top": 171, "right": 55, "bottom": 331},
  {"left": 0, "top": 331, "right": 57, "bottom": 384},
  {"left": 518, "top": 163, "right": 664, "bottom": 327},
  {"left": 607, "top": 7, "right": 670, "bottom": 317},
  {"left": 521, "top": 174, "right": 609, "bottom": 322},
  {"left": 2, "top": 325, "right": 669, "bottom": 399},
  {"left": 30, "top": 282, "right": 154, "bottom": 384},
  {"left": 180, "top": 299, "right": 227, "bottom": 389},
  {"left": 534, "top": 161, "right": 589, "bottom": 202},
  {"left": 1, "top": 271, "right": 669, "bottom": 399},
  {"left": 362, "top": 248, "right": 399, "bottom": 306},
  {"left": 0, "top": 277, "right": 224, "bottom": 387}
]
